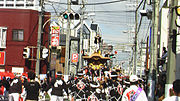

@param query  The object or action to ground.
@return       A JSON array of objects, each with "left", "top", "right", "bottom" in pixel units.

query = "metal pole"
[
  {"left": 140, "top": 41, "right": 143, "bottom": 78},
  {"left": 148, "top": 0, "right": 159, "bottom": 100},
  {"left": 64, "top": 0, "right": 71, "bottom": 75},
  {"left": 165, "top": 0, "right": 178, "bottom": 98},
  {"left": 78, "top": 0, "right": 85, "bottom": 70},
  {"left": 36, "top": 0, "right": 44, "bottom": 75}
]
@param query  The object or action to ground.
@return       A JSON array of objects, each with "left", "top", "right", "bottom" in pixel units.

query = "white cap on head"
[
  {"left": 77, "top": 71, "right": 84, "bottom": 76},
  {"left": 15, "top": 73, "right": 21, "bottom": 77},
  {"left": 129, "top": 75, "right": 139, "bottom": 82},
  {"left": 56, "top": 71, "right": 63, "bottom": 76}
]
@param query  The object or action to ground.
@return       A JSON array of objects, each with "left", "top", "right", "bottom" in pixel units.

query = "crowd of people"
[{"left": 0, "top": 65, "right": 179, "bottom": 101}]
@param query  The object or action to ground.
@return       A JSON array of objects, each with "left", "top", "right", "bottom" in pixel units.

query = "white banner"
[{"left": 83, "top": 39, "right": 89, "bottom": 50}]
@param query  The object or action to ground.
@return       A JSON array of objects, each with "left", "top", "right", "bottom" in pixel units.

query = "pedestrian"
[
  {"left": 121, "top": 75, "right": 148, "bottom": 101},
  {"left": 162, "top": 79, "right": 180, "bottom": 101},
  {"left": 39, "top": 77, "right": 49, "bottom": 101},
  {"left": 24, "top": 71, "right": 40, "bottom": 101},
  {"left": 50, "top": 71, "right": 69, "bottom": 101},
  {"left": 21, "top": 75, "right": 28, "bottom": 101},
  {"left": 8, "top": 73, "right": 22, "bottom": 101},
  {"left": 41, "top": 78, "right": 49, "bottom": 93},
  {"left": 2, "top": 76, "right": 10, "bottom": 99}
]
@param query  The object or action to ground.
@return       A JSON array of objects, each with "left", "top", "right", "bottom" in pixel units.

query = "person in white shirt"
[
  {"left": 162, "top": 79, "right": 180, "bottom": 101},
  {"left": 121, "top": 75, "right": 148, "bottom": 101}
]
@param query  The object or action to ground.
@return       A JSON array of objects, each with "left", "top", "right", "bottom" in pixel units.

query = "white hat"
[
  {"left": 77, "top": 71, "right": 84, "bottom": 76},
  {"left": 56, "top": 71, "right": 63, "bottom": 76},
  {"left": 90, "top": 81, "right": 100, "bottom": 88},
  {"left": 129, "top": 75, "right": 139, "bottom": 82},
  {"left": 110, "top": 71, "right": 118, "bottom": 77}
]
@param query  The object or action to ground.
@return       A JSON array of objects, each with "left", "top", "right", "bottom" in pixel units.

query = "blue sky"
[
  {"left": 45, "top": 0, "right": 139, "bottom": 43},
  {"left": 45, "top": 0, "right": 151, "bottom": 67}
]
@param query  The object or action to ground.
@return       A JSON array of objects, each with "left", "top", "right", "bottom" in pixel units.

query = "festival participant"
[
  {"left": 121, "top": 75, "right": 148, "bottom": 101},
  {"left": 162, "top": 79, "right": 180, "bottom": 101},
  {"left": 9, "top": 74, "right": 22, "bottom": 101},
  {"left": 107, "top": 71, "right": 123, "bottom": 101},
  {"left": 2, "top": 76, "right": 10, "bottom": 99},
  {"left": 71, "top": 70, "right": 90, "bottom": 101},
  {"left": 50, "top": 71, "right": 68, "bottom": 101},
  {"left": 88, "top": 80, "right": 100, "bottom": 101},
  {"left": 24, "top": 71, "right": 40, "bottom": 101}
]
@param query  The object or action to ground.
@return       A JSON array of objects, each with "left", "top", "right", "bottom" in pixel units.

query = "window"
[
  {"left": 0, "top": 27, "right": 7, "bottom": 48},
  {"left": 12, "top": 29, "right": 24, "bottom": 41}
]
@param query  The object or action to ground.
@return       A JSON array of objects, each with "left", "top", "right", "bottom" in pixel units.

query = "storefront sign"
[{"left": 0, "top": 51, "right": 5, "bottom": 65}]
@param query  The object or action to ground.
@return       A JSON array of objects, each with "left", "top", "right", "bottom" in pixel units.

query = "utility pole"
[
  {"left": 65, "top": 0, "right": 71, "bottom": 75},
  {"left": 165, "top": 0, "right": 178, "bottom": 98},
  {"left": 133, "top": 0, "right": 139, "bottom": 75},
  {"left": 148, "top": 0, "right": 159, "bottom": 100},
  {"left": 134, "top": 15, "right": 137, "bottom": 75},
  {"left": 78, "top": 0, "right": 85, "bottom": 70},
  {"left": 36, "top": 0, "right": 44, "bottom": 75},
  {"left": 134, "top": 0, "right": 144, "bottom": 75}
]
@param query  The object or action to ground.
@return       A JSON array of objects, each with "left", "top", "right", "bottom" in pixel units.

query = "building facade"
[{"left": 0, "top": 8, "right": 50, "bottom": 74}]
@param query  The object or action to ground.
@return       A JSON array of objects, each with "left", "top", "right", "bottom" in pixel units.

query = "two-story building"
[{"left": 0, "top": 0, "right": 50, "bottom": 74}]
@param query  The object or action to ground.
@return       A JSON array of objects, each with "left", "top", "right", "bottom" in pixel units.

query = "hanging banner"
[
  {"left": 0, "top": 51, "right": 5, "bottom": 65},
  {"left": 51, "top": 26, "right": 60, "bottom": 47},
  {"left": 51, "top": 36, "right": 59, "bottom": 47},
  {"left": 83, "top": 39, "right": 89, "bottom": 50},
  {"left": 51, "top": 26, "right": 60, "bottom": 35}
]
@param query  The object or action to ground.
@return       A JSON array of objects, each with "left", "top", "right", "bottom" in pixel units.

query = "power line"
[
  {"left": 95, "top": 20, "right": 132, "bottom": 24},
  {"left": 87, "top": 10, "right": 131, "bottom": 13},
  {"left": 45, "top": 0, "right": 127, "bottom": 5}
]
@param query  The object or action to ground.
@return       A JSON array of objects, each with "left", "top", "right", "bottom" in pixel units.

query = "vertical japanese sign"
[
  {"left": 83, "top": 39, "right": 89, "bottom": 50},
  {"left": 0, "top": 51, "right": 5, "bottom": 65},
  {"left": 51, "top": 26, "right": 60, "bottom": 47}
]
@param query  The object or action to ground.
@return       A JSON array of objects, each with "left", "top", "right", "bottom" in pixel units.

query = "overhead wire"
[
  {"left": 95, "top": 19, "right": 132, "bottom": 24},
  {"left": 46, "top": 0, "right": 148, "bottom": 44},
  {"left": 45, "top": 0, "right": 127, "bottom": 5}
]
